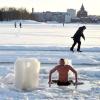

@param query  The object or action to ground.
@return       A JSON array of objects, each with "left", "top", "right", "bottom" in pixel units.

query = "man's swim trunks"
[{"left": 52, "top": 80, "right": 73, "bottom": 86}]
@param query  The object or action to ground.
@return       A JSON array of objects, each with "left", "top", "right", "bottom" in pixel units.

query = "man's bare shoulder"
[
  {"left": 65, "top": 65, "right": 71, "bottom": 68},
  {"left": 54, "top": 65, "right": 64, "bottom": 69},
  {"left": 55, "top": 65, "right": 60, "bottom": 68},
  {"left": 65, "top": 65, "right": 76, "bottom": 72}
]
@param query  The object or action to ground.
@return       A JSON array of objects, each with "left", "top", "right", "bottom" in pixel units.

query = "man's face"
[{"left": 59, "top": 59, "right": 65, "bottom": 65}]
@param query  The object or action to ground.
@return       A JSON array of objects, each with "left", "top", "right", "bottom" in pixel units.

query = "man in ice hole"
[{"left": 48, "top": 58, "right": 77, "bottom": 87}]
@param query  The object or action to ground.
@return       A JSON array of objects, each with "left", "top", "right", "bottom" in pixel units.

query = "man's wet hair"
[{"left": 60, "top": 58, "right": 64, "bottom": 61}]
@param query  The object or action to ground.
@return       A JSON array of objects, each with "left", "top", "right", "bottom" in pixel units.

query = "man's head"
[
  {"left": 59, "top": 58, "right": 65, "bottom": 65},
  {"left": 82, "top": 26, "right": 86, "bottom": 30}
]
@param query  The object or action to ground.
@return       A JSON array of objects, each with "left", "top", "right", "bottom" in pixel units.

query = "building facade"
[
  {"left": 65, "top": 13, "right": 71, "bottom": 23},
  {"left": 67, "top": 9, "right": 76, "bottom": 18},
  {"left": 65, "top": 9, "right": 76, "bottom": 23}
]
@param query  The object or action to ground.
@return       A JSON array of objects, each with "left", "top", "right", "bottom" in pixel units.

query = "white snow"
[{"left": 0, "top": 20, "right": 99, "bottom": 100}]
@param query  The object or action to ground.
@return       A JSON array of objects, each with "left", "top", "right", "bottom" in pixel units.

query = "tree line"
[{"left": 0, "top": 7, "right": 33, "bottom": 21}]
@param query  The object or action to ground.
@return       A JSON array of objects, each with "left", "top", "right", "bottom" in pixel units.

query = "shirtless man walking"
[{"left": 48, "top": 58, "right": 77, "bottom": 87}]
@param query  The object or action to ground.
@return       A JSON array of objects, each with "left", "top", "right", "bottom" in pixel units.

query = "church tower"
[{"left": 77, "top": 4, "right": 88, "bottom": 18}]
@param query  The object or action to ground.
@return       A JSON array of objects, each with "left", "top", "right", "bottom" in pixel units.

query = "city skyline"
[{"left": 0, "top": 0, "right": 100, "bottom": 15}]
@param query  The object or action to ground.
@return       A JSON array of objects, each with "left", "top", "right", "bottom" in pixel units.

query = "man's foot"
[
  {"left": 77, "top": 50, "right": 82, "bottom": 52},
  {"left": 70, "top": 48, "right": 74, "bottom": 52}
]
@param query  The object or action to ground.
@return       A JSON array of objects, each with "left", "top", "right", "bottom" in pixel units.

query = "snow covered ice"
[{"left": 0, "top": 20, "right": 100, "bottom": 100}]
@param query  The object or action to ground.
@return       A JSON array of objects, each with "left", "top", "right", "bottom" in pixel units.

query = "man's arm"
[
  {"left": 48, "top": 66, "right": 58, "bottom": 87},
  {"left": 81, "top": 33, "right": 85, "bottom": 40},
  {"left": 68, "top": 65, "right": 77, "bottom": 84}
]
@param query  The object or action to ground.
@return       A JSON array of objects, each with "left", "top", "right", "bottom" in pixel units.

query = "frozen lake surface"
[{"left": 0, "top": 21, "right": 100, "bottom": 100}]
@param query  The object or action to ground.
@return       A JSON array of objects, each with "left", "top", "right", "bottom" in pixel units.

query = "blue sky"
[{"left": 0, "top": 0, "right": 100, "bottom": 15}]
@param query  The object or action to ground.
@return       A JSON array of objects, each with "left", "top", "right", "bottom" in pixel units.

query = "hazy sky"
[{"left": 0, "top": 0, "right": 100, "bottom": 15}]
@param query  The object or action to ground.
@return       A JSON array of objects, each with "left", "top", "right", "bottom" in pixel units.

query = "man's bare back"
[
  {"left": 56, "top": 65, "right": 72, "bottom": 82},
  {"left": 48, "top": 58, "right": 77, "bottom": 87}
]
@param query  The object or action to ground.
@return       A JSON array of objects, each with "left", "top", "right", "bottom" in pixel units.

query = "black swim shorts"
[{"left": 52, "top": 80, "right": 73, "bottom": 86}]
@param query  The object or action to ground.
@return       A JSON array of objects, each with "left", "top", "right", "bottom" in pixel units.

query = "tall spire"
[
  {"left": 81, "top": 4, "right": 85, "bottom": 11},
  {"left": 77, "top": 3, "right": 88, "bottom": 18}
]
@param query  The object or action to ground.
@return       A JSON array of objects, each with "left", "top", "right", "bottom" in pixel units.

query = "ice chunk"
[{"left": 14, "top": 58, "right": 40, "bottom": 90}]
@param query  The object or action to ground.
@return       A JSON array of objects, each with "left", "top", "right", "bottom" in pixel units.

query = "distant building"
[
  {"left": 31, "top": 4, "right": 100, "bottom": 23},
  {"left": 65, "top": 13, "right": 71, "bottom": 23},
  {"left": 77, "top": 4, "right": 88, "bottom": 18},
  {"left": 65, "top": 9, "right": 76, "bottom": 23},
  {"left": 32, "top": 11, "right": 66, "bottom": 23},
  {"left": 67, "top": 9, "right": 76, "bottom": 18}
]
